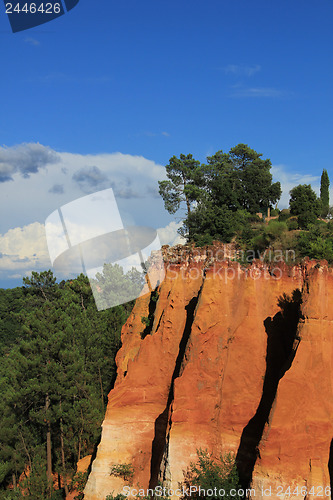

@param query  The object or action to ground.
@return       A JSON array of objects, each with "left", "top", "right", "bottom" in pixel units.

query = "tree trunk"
[
  {"left": 45, "top": 393, "right": 52, "bottom": 496},
  {"left": 60, "top": 400, "right": 69, "bottom": 496},
  {"left": 78, "top": 429, "right": 83, "bottom": 462},
  {"left": 19, "top": 428, "right": 32, "bottom": 471},
  {"left": 98, "top": 366, "right": 104, "bottom": 409},
  {"left": 181, "top": 172, "right": 191, "bottom": 216}
]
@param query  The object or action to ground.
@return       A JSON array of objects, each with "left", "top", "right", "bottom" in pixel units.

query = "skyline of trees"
[{"left": 159, "top": 144, "right": 282, "bottom": 244}]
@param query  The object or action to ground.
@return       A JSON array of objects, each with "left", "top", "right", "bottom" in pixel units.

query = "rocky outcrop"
[
  {"left": 252, "top": 264, "right": 333, "bottom": 498},
  {"left": 84, "top": 245, "right": 333, "bottom": 499}
]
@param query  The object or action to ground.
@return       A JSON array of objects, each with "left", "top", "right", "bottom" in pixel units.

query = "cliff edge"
[{"left": 84, "top": 245, "right": 333, "bottom": 499}]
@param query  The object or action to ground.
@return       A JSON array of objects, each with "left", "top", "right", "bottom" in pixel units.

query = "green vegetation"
[
  {"left": 159, "top": 144, "right": 281, "bottom": 244},
  {"left": 109, "top": 463, "right": 134, "bottom": 484},
  {"left": 106, "top": 495, "right": 127, "bottom": 500},
  {"left": 90, "top": 263, "right": 145, "bottom": 311},
  {"left": 289, "top": 184, "right": 321, "bottom": 229},
  {"left": 0, "top": 270, "right": 134, "bottom": 498},
  {"left": 68, "top": 471, "right": 88, "bottom": 500},
  {"left": 183, "top": 449, "right": 242, "bottom": 500},
  {"left": 320, "top": 169, "right": 330, "bottom": 218},
  {"left": 106, "top": 451, "right": 241, "bottom": 500},
  {"left": 159, "top": 146, "right": 332, "bottom": 263}
]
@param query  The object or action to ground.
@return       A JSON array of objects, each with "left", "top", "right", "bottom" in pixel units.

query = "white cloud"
[
  {"left": 0, "top": 222, "right": 51, "bottom": 277},
  {"left": 272, "top": 164, "right": 320, "bottom": 208},
  {"left": 0, "top": 219, "right": 185, "bottom": 283},
  {"left": 0, "top": 145, "right": 173, "bottom": 282},
  {"left": 0, "top": 143, "right": 59, "bottom": 182},
  {"left": 0, "top": 145, "right": 168, "bottom": 236},
  {"left": 138, "top": 131, "right": 171, "bottom": 138},
  {"left": 230, "top": 87, "right": 292, "bottom": 98},
  {"left": 223, "top": 64, "right": 261, "bottom": 77},
  {"left": 157, "top": 221, "right": 186, "bottom": 246},
  {"left": 49, "top": 184, "right": 64, "bottom": 194},
  {"left": 24, "top": 37, "right": 40, "bottom": 46}
]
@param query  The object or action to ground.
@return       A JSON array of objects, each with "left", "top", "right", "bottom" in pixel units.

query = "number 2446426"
[{"left": 6, "top": 3, "right": 62, "bottom": 14}]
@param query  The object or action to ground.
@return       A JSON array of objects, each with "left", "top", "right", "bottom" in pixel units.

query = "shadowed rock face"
[{"left": 84, "top": 245, "right": 333, "bottom": 500}]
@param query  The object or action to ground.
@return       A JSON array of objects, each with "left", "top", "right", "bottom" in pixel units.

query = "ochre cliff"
[{"left": 84, "top": 245, "right": 333, "bottom": 499}]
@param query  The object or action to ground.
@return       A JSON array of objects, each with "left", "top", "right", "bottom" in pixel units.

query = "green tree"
[
  {"left": 90, "top": 263, "right": 144, "bottom": 311},
  {"left": 158, "top": 154, "right": 203, "bottom": 238},
  {"left": 158, "top": 145, "right": 281, "bottom": 244},
  {"left": 320, "top": 169, "right": 330, "bottom": 218},
  {"left": 296, "top": 221, "right": 333, "bottom": 261},
  {"left": 228, "top": 144, "right": 281, "bottom": 214},
  {"left": 289, "top": 184, "right": 321, "bottom": 229},
  {"left": 0, "top": 287, "right": 25, "bottom": 353},
  {"left": 0, "top": 272, "right": 133, "bottom": 496},
  {"left": 202, "top": 151, "right": 242, "bottom": 211},
  {"left": 186, "top": 205, "right": 252, "bottom": 246},
  {"left": 23, "top": 270, "right": 57, "bottom": 301}
]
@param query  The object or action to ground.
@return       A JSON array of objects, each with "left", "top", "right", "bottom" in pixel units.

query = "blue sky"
[{"left": 0, "top": 0, "right": 332, "bottom": 287}]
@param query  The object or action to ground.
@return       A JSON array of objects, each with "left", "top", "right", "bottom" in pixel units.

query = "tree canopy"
[
  {"left": 159, "top": 144, "right": 281, "bottom": 244},
  {"left": 289, "top": 184, "right": 321, "bottom": 229},
  {"left": 0, "top": 270, "right": 134, "bottom": 498}
]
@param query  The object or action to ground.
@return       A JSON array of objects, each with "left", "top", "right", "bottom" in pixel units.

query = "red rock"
[
  {"left": 84, "top": 246, "right": 332, "bottom": 500},
  {"left": 252, "top": 265, "right": 333, "bottom": 499}
]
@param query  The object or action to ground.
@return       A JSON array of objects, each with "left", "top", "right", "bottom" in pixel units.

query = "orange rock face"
[
  {"left": 84, "top": 246, "right": 333, "bottom": 500},
  {"left": 252, "top": 263, "right": 333, "bottom": 499}
]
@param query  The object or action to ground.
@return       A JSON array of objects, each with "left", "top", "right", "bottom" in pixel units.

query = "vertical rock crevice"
[
  {"left": 149, "top": 276, "right": 205, "bottom": 489},
  {"left": 236, "top": 288, "right": 304, "bottom": 489},
  {"left": 141, "top": 289, "right": 160, "bottom": 339},
  {"left": 328, "top": 439, "right": 333, "bottom": 492}
]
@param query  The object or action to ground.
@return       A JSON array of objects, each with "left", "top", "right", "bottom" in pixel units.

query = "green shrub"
[
  {"left": 286, "top": 218, "right": 298, "bottom": 231},
  {"left": 183, "top": 449, "right": 242, "bottom": 500},
  {"left": 278, "top": 209, "right": 291, "bottom": 222},
  {"left": 266, "top": 220, "right": 288, "bottom": 238},
  {"left": 141, "top": 316, "right": 150, "bottom": 327},
  {"left": 18, "top": 455, "right": 51, "bottom": 500},
  {"left": 0, "top": 491, "right": 22, "bottom": 499},
  {"left": 69, "top": 471, "right": 88, "bottom": 500},
  {"left": 297, "top": 212, "right": 317, "bottom": 229},
  {"left": 250, "top": 233, "right": 270, "bottom": 254},
  {"left": 296, "top": 231, "right": 333, "bottom": 261},
  {"left": 110, "top": 463, "right": 134, "bottom": 484}
]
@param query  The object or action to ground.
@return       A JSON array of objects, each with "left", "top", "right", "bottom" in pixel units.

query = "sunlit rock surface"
[{"left": 84, "top": 245, "right": 333, "bottom": 500}]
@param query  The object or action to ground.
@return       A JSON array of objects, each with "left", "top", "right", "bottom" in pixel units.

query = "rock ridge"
[{"left": 84, "top": 246, "right": 333, "bottom": 500}]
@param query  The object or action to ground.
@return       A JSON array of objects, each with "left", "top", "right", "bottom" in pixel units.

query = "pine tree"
[{"left": 0, "top": 272, "right": 133, "bottom": 496}]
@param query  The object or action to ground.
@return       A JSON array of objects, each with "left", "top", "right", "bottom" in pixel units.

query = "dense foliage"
[
  {"left": 159, "top": 147, "right": 332, "bottom": 262},
  {"left": 183, "top": 449, "right": 242, "bottom": 500},
  {"left": 159, "top": 144, "right": 281, "bottom": 244},
  {"left": 289, "top": 184, "right": 321, "bottom": 229},
  {"left": 0, "top": 271, "right": 134, "bottom": 498}
]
